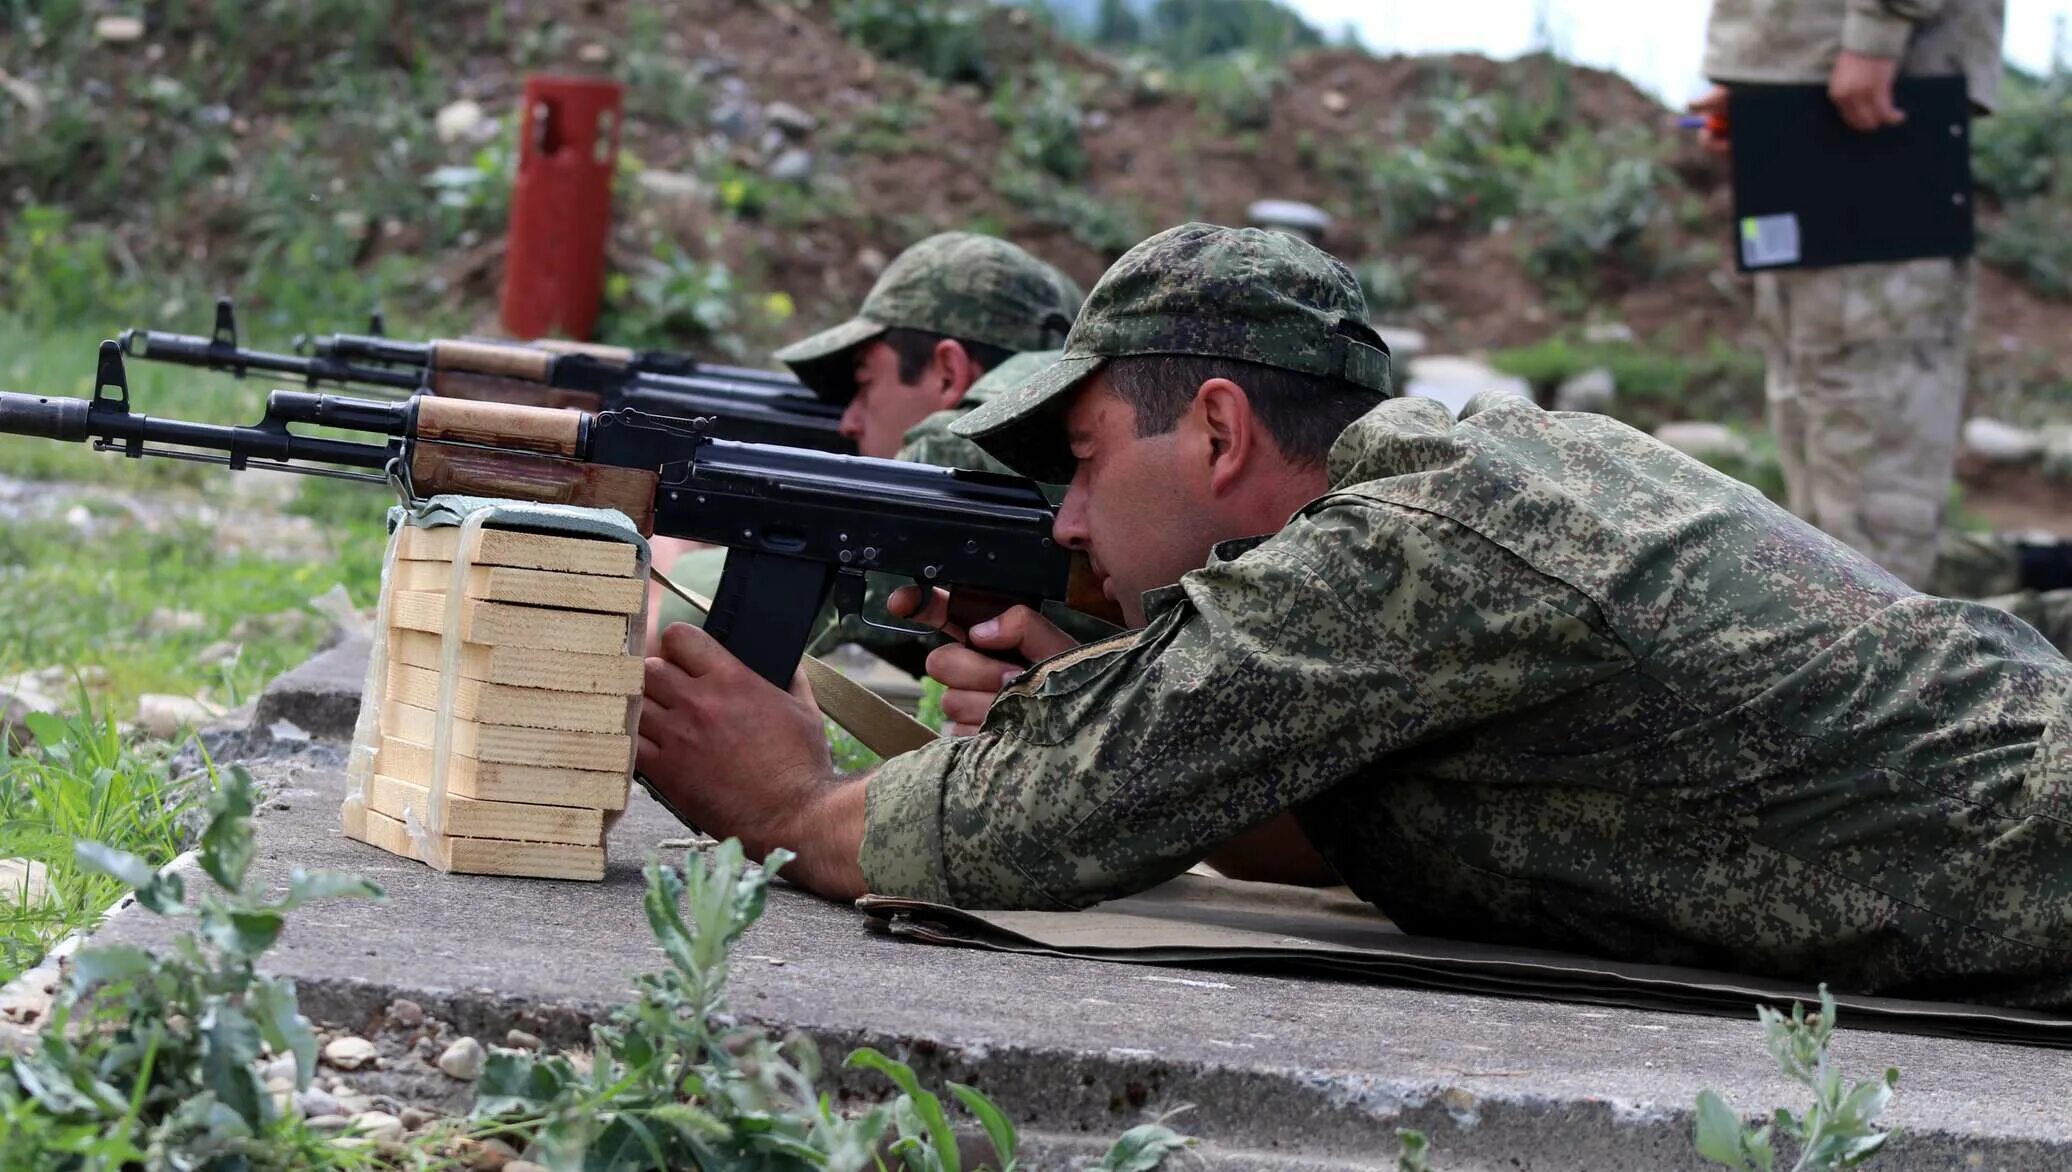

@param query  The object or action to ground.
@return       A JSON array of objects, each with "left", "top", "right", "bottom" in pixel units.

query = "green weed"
[
  {"left": 831, "top": 0, "right": 996, "bottom": 89},
  {"left": 0, "top": 762, "right": 384, "bottom": 1170},
  {"left": 473, "top": 838, "right": 1194, "bottom": 1169},
  {"left": 1695, "top": 987, "right": 1899, "bottom": 1171},
  {"left": 1488, "top": 334, "right": 1765, "bottom": 431},
  {"left": 1981, "top": 198, "right": 2072, "bottom": 301},
  {"left": 0, "top": 702, "right": 193, "bottom": 983}
]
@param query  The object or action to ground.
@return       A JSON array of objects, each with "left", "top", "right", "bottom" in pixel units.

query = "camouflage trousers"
[
  {"left": 1755, "top": 256, "right": 1975, "bottom": 589},
  {"left": 1932, "top": 532, "right": 2072, "bottom": 655}
]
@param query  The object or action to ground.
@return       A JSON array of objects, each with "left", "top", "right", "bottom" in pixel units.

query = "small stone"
[
  {"left": 1320, "top": 89, "right": 1350, "bottom": 114},
  {"left": 399, "top": 1105, "right": 437, "bottom": 1131},
  {"left": 387, "top": 998, "right": 425, "bottom": 1029},
  {"left": 1963, "top": 417, "right": 2042, "bottom": 464},
  {"left": 322, "top": 1035, "right": 379, "bottom": 1071},
  {"left": 435, "top": 98, "right": 485, "bottom": 144},
  {"left": 264, "top": 1075, "right": 294, "bottom": 1094},
  {"left": 335, "top": 1093, "right": 373, "bottom": 1115},
  {"left": 94, "top": 15, "right": 145, "bottom": 43},
  {"left": 263, "top": 1053, "right": 298, "bottom": 1085},
  {"left": 135, "top": 694, "right": 225, "bottom": 739},
  {"left": 634, "top": 169, "right": 708, "bottom": 205},
  {"left": 504, "top": 1028, "right": 542, "bottom": 1051},
  {"left": 271, "top": 1088, "right": 296, "bottom": 1118},
  {"left": 1653, "top": 421, "right": 1750, "bottom": 463},
  {"left": 438, "top": 1036, "right": 486, "bottom": 1080},
  {"left": 1553, "top": 367, "right": 1617, "bottom": 415},
  {"left": 1582, "top": 319, "right": 1637, "bottom": 345},
  {"left": 507, "top": 1162, "right": 551, "bottom": 1172},
  {"left": 764, "top": 100, "right": 818, "bottom": 135},
  {"left": 0, "top": 858, "right": 51, "bottom": 905},
  {"left": 578, "top": 42, "right": 611, "bottom": 63},
  {"left": 196, "top": 640, "right": 240, "bottom": 667},
  {"left": 351, "top": 1110, "right": 405, "bottom": 1143},
  {"left": 296, "top": 1086, "right": 343, "bottom": 1118},
  {"left": 146, "top": 607, "right": 207, "bottom": 635},
  {"left": 465, "top": 1137, "right": 521, "bottom": 1170},
  {"left": 764, "top": 147, "right": 814, "bottom": 183},
  {"left": 306, "top": 1113, "right": 351, "bottom": 1133}
]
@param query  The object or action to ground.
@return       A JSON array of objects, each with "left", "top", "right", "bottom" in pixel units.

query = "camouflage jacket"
[
  {"left": 862, "top": 392, "right": 2072, "bottom": 1005},
  {"left": 1704, "top": 0, "right": 2006, "bottom": 111}
]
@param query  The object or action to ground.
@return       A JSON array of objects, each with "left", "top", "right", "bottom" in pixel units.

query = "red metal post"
[{"left": 499, "top": 75, "right": 623, "bottom": 341}]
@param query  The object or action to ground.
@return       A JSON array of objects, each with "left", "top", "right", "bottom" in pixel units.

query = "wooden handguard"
[
  {"left": 430, "top": 339, "right": 554, "bottom": 381},
  {"left": 408, "top": 442, "right": 659, "bottom": 535},
  {"left": 532, "top": 339, "right": 636, "bottom": 367},
  {"left": 416, "top": 397, "right": 583, "bottom": 457},
  {"left": 430, "top": 370, "right": 606, "bottom": 413}
]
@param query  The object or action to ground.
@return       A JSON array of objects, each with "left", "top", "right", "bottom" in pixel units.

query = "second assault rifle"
[
  {"left": 119, "top": 300, "right": 852, "bottom": 454},
  {"left": 0, "top": 344, "right": 1117, "bottom": 687}
]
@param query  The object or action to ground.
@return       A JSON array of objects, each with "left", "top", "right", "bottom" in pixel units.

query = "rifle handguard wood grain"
[
  {"left": 430, "top": 370, "right": 605, "bottom": 413},
  {"left": 408, "top": 443, "right": 659, "bottom": 535},
  {"left": 532, "top": 339, "right": 635, "bottom": 367},
  {"left": 430, "top": 339, "right": 554, "bottom": 381},
  {"left": 416, "top": 396, "right": 583, "bottom": 456}
]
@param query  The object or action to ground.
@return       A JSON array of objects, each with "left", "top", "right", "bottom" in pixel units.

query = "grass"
[{"left": 0, "top": 703, "right": 193, "bottom": 984}]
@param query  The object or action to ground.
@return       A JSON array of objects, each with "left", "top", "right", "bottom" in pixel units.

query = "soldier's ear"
[
  {"left": 933, "top": 338, "right": 978, "bottom": 408},
  {"left": 1193, "top": 377, "right": 1256, "bottom": 495}
]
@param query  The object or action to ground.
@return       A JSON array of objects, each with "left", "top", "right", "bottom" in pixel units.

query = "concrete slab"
[
  {"left": 85, "top": 751, "right": 2072, "bottom": 1170},
  {"left": 252, "top": 634, "right": 372, "bottom": 742}
]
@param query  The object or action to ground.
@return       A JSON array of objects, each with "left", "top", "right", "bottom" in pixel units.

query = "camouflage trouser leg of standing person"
[{"left": 1755, "top": 257, "right": 1975, "bottom": 589}]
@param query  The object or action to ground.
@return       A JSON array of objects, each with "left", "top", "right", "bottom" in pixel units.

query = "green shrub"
[
  {"left": 1973, "top": 68, "right": 2072, "bottom": 201},
  {"left": 991, "top": 63, "right": 1091, "bottom": 181},
  {"left": 1981, "top": 197, "right": 2072, "bottom": 300},
  {"left": 1517, "top": 131, "right": 1669, "bottom": 290},
  {"left": 831, "top": 0, "right": 994, "bottom": 88}
]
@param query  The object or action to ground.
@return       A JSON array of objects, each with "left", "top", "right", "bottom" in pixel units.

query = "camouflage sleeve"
[
  {"left": 1844, "top": 0, "right": 1942, "bottom": 58},
  {"left": 858, "top": 498, "right": 1634, "bottom": 908}
]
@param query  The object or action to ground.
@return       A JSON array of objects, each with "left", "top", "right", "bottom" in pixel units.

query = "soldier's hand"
[
  {"left": 1829, "top": 51, "right": 1905, "bottom": 132},
  {"left": 888, "top": 587, "right": 1078, "bottom": 736},
  {"left": 1687, "top": 86, "right": 1730, "bottom": 156}
]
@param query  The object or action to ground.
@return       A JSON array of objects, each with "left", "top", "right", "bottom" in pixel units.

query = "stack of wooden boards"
[{"left": 341, "top": 522, "right": 647, "bottom": 881}]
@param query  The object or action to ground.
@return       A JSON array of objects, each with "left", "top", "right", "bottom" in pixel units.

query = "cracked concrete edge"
[{"left": 276, "top": 972, "right": 2066, "bottom": 1172}]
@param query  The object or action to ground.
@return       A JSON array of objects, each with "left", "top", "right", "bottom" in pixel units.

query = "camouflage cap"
[
  {"left": 950, "top": 222, "right": 1392, "bottom": 481},
  {"left": 772, "top": 233, "right": 1081, "bottom": 403},
  {"left": 962, "top": 348, "right": 1063, "bottom": 406}
]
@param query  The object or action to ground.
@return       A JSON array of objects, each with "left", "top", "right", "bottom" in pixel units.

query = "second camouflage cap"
[
  {"left": 951, "top": 222, "right": 1392, "bottom": 482},
  {"left": 773, "top": 232, "right": 1081, "bottom": 403}
]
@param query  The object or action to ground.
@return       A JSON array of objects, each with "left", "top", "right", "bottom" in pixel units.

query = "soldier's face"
[
  {"left": 842, "top": 340, "right": 956, "bottom": 459},
  {"left": 1052, "top": 375, "right": 1222, "bottom": 629}
]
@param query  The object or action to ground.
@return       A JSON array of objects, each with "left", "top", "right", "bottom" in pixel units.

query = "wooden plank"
[
  {"left": 383, "top": 662, "right": 635, "bottom": 735},
  {"left": 350, "top": 807, "right": 604, "bottom": 881},
  {"left": 381, "top": 700, "right": 633, "bottom": 773},
  {"left": 366, "top": 773, "right": 605, "bottom": 846},
  {"left": 390, "top": 561, "right": 645, "bottom": 615},
  {"left": 388, "top": 628, "right": 643, "bottom": 696},
  {"left": 377, "top": 736, "right": 628, "bottom": 810},
  {"left": 436, "top": 832, "right": 604, "bottom": 882},
  {"left": 395, "top": 525, "right": 639, "bottom": 578},
  {"left": 390, "top": 591, "right": 630, "bottom": 655},
  {"left": 346, "top": 805, "right": 424, "bottom": 862}
]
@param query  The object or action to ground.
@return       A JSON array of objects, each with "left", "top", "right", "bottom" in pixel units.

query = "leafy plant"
[
  {"left": 0, "top": 761, "right": 384, "bottom": 1169},
  {"left": 1981, "top": 197, "right": 2072, "bottom": 301},
  {"left": 1395, "top": 1127, "right": 1433, "bottom": 1171},
  {"left": 832, "top": 0, "right": 995, "bottom": 88},
  {"left": 992, "top": 64, "right": 1090, "bottom": 182},
  {"left": 1171, "top": 49, "right": 1285, "bottom": 131},
  {"left": 474, "top": 839, "right": 1193, "bottom": 1170},
  {"left": 1516, "top": 130, "right": 1669, "bottom": 292},
  {"left": 0, "top": 694, "right": 194, "bottom": 982},
  {"left": 1694, "top": 986, "right": 1899, "bottom": 1172}
]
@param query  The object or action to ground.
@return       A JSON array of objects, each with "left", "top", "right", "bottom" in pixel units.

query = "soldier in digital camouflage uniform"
[
  {"left": 1694, "top": 0, "right": 2005, "bottom": 589},
  {"left": 640, "top": 223, "right": 2072, "bottom": 1007},
  {"left": 650, "top": 234, "right": 1092, "bottom": 672}
]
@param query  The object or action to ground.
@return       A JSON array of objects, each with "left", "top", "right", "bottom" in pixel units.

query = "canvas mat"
[{"left": 857, "top": 871, "right": 2072, "bottom": 1049}]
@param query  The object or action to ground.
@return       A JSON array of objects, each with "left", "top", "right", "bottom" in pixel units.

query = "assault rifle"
[
  {"left": 119, "top": 300, "right": 852, "bottom": 453},
  {"left": 0, "top": 343, "right": 1116, "bottom": 688},
  {"left": 315, "top": 330, "right": 802, "bottom": 390}
]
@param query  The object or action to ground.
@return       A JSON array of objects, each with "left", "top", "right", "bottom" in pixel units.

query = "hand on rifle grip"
[{"left": 887, "top": 586, "right": 1079, "bottom": 736}]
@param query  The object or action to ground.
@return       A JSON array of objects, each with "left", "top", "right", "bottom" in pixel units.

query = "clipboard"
[{"left": 1727, "top": 77, "right": 1975, "bottom": 272}]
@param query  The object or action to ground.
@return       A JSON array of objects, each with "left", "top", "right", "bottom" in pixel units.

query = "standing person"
[{"left": 1691, "top": 0, "right": 2006, "bottom": 588}]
